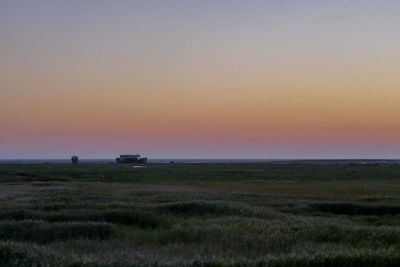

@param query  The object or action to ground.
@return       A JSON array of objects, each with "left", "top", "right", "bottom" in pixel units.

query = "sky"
[{"left": 1, "top": 0, "right": 400, "bottom": 159}]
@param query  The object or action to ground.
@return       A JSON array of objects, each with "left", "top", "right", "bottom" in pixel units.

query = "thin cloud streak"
[{"left": 316, "top": 15, "right": 345, "bottom": 22}]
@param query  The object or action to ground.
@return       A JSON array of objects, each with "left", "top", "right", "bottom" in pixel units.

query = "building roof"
[{"left": 119, "top": 154, "right": 140, "bottom": 158}]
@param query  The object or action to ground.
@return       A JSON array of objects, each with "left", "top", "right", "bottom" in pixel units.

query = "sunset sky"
[{"left": 1, "top": 1, "right": 400, "bottom": 159}]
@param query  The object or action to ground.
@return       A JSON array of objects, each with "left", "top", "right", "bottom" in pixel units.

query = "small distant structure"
[
  {"left": 116, "top": 154, "right": 147, "bottom": 164},
  {"left": 71, "top": 156, "right": 79, "bottom": 164}
]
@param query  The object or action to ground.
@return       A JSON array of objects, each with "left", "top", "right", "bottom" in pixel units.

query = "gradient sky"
[{"left": 1, "top": 0, "right": 400, "bottom": 159}]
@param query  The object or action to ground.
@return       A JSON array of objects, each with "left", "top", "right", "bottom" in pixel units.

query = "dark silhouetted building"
[
  {"left": 71, "top": 156, "right": 79, "bottom": 164},
  {"left": 116, "top": 154, "right": 147, "bottom": 164},
  {"left": 138, "top": 158, "right": 147, "bottom": 164}
]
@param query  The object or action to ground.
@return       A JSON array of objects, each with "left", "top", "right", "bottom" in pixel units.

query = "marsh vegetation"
[{"left": 1, "top": 162, "right": 400, "bottom": 266}]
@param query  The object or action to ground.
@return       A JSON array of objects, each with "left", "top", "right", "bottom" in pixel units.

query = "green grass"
[{"left": 1, "top": 162, "right": 400, "bottom": 265}]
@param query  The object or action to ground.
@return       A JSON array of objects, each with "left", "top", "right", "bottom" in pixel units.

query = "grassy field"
[{"left": 1, "top": 162, "right": 400, "bottom": 266}]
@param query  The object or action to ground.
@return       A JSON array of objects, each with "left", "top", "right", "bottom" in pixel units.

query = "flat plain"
[{"left": 1, "top": 162, "right": 400, "bottom": 266}]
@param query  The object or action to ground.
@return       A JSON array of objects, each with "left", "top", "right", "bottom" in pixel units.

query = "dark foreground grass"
[
  {"left": 311, "top": 202, "right": 400, "bottom": 216},
  {"left": 1, "top": 162, "right": 400, "bottom": 265},
  {"left": 0, "top": 209, "right": 171, "bottom": 228},
  {"left": 0, "top": 220, "right": 115, "bottom": 243}
]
